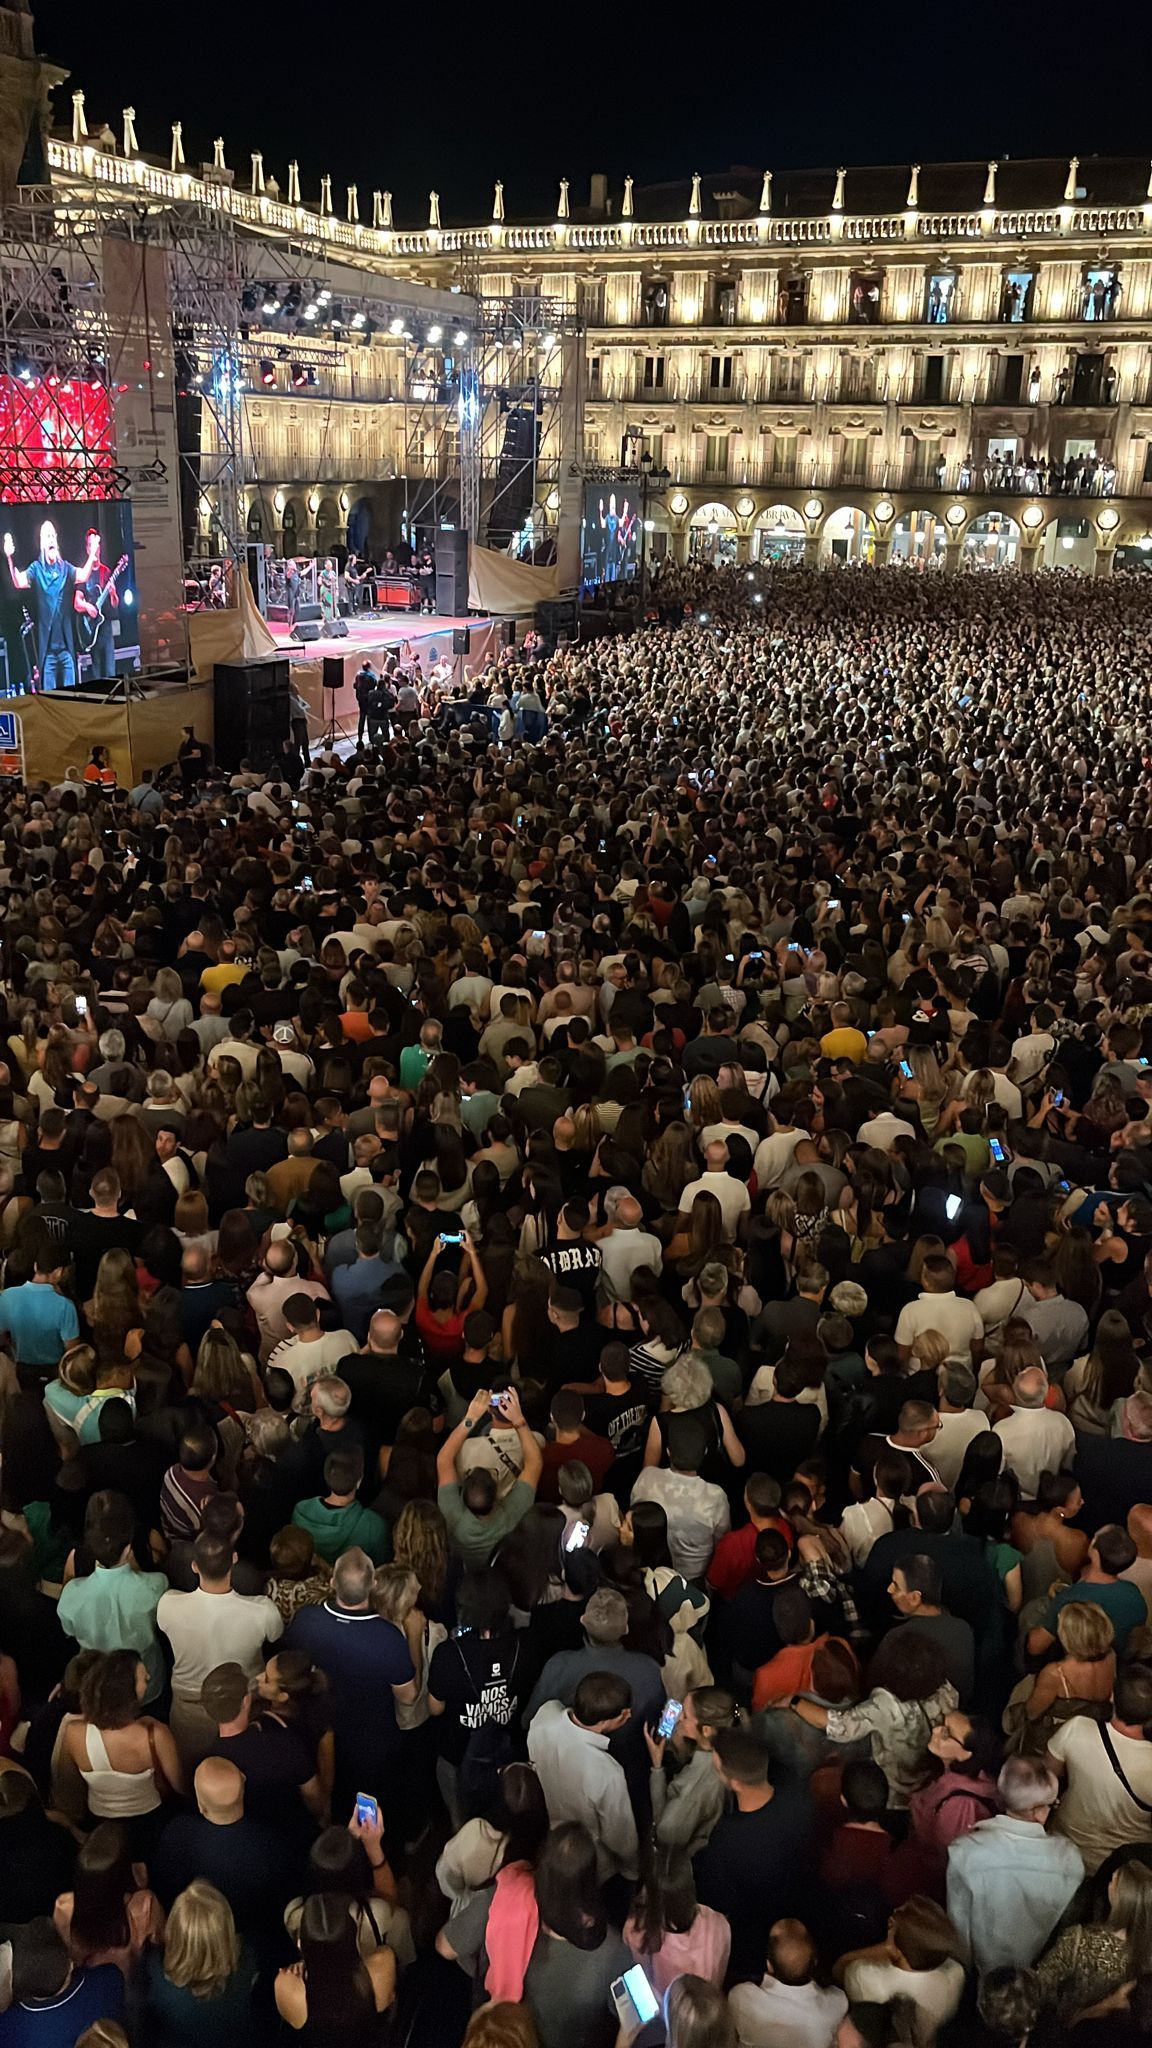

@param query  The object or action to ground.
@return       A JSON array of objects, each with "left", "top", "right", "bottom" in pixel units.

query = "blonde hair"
[
  {"left": 372, "top": 1563, "right": 420, "bottom": 1625},
  {"left": 163, "top": 1879, "right": 239, "bottom": 1999},
  {"left": 463, "top": 2006, "right": 539, "bottom": 2048},
  {"left": 1056, "top": 1600, "right": 1116, "bottom": 1662},
  {"left": 910, "top": 1329, "right": 951, "bottom": 1372}
]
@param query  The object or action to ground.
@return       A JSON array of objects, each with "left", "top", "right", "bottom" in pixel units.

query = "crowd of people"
[{"left": 4, "top": 561, "right": 1152, "bottom": 2048}]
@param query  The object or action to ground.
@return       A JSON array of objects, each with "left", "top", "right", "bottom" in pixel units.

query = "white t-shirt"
[
  {"left": 894, "top": 1291, "right": 983, "bottom": 1358},
  {"left": 751, "top": 1129, "right": 805, "bottom": 1189},
  {"left": 856, "top": 1111, "right": 917, "bottom": 1151},
  {"left": 1049, "top": 1715, "right": 1152, "bottom": 1872},
  {"left": 729, "top": 1976, "right": 848, "bottom": 2048},
  {"left": 679, "top": 1170, "right": 750, "bottom": 1238},
  {"left": 841, "top": 1958, "right": 964, "bottom": 2048},
  {"left": 157, "top": 1586, "right": 283, "bottom": 1699},
  {"left": 994, "top": 1406, "right": 1076, "bottom": 1500},
  {"left": 267, "top": 1328, "right": 358, "bottom": 1399}
]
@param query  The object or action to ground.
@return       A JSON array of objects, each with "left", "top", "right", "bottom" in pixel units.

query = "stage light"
[
  {"left": 240, "top": 283, "right": 260, "bottom": 314},
  {"left": 746, "top": 571, "right": 754, "bottom": 582},
  {"left": 426, "top": 324, "right": 443, "bottom": 343},
  {"left": 351, "top": 311, "right": 366, "bottom": 329},
  {"left": 388, "top": 317, "right": 405, "bottom": 335},
  {"left": 317, "top": 288, "right": 331, "bottom": 305},
  {"left": 453, "top": 328, "right": 468, "bottom": 346},
  {"left": 123, "top": 589, "right": 134, "bottom": 606},
  {"left": 303, "top": 303, "right": 318, "bottom": 321},
  {"left": 543, "top": 331, "right": 557, "bottom": 349},
  {"left": 291, "top": 363, "right": 307, "bottom": 387},
  {"left": 262, "top": 285, "right": 281, "bottom": 314},
  {"left": 753, "top": 592, "right": 763, "bottom": 603},
  {"left": 260, "top": 359, "right": 275, "bottom": 386},
  {"left": 1141, "top": 535, "right": 1152, "bottom": 552},
  {"left": 283, "top": 283, "right": 302, "bottom": 318}
]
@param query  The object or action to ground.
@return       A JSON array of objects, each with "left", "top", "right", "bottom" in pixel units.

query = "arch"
[
  {"left": 821, "top": 504, "right": 876, "bottom": 563},
  {"left": 689, "top": 500, "right": 737, "bottom": 529},
  {"left": 754, "top": 503, "right": 806, "bottom": 532},
  {"left": 346, "top": 496, "right": 372, "bottom": 553},
  {"left": 892, "top": 508, "right": 947, "bottom": 562},
  {"left": 964, "top": 510, "right": 1021, "bottom": 568}
]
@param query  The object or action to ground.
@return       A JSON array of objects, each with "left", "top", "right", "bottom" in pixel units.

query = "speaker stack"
[
  {"left": 452, "top": 628, "right": 471, "bottom": 656},
  {"left": 435, "top": 530, "right": 470, "bottom": 616},
  {"left": 213, "top": 657, "right": 291, "bottom": 771}
]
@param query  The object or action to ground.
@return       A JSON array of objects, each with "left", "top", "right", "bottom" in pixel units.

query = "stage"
[{"left": 273, "top": 611, "right": 506, "bottom": 744}]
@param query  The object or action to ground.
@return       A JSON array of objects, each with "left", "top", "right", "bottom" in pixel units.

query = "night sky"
[{"left": 41, "top": 6, "right": 1149, "bottom": 228}]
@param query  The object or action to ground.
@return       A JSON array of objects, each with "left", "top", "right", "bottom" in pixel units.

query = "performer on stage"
[
  {"left": 4, "top": 520, "right": 99, "bottom": 690},
  {"left": 318, "top": 557, "right": 338, "bottom": 630},
  {"left": 75, "top": 527, "right": 120, "bottom": 682},
  {"left": 284, "top": 558, "right": 301, "bottom": 631}
]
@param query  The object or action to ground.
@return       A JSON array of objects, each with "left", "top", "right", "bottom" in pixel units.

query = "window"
[
  {"left": 716, "top": 281, "right": 737, "bottom": 326},
  {"left": 579, "top": 280, "right": 605, "bottom": 325},
  {"left": 840, "top": 437, "right": 868, "bottom": 482},
  {"left": 642, "top": 433, "right": 666, "bottom": 467},
  {"left": 769, "top": 435, "right": 797, "bottom": 483},
  {"left": 1000, "top": 271, "right": 1034, "bottom": 322},
  {"left": 1073, "top": 353, "right": 1105, "bottom": 403},
  {"left": 643, "top": 355, "right": 666, "bottom": 390},
  {"left": 849, "top": 273, "right": 882, "bottom": 325},
  {"left": 709, "top": 356, "right": 733, "bottom": 391},
  {"left": 926, "top": 274, "right": 956, "bottom": 324},
  {"left": 643, "top": 281, "right": 670, "bottom": 327},
  {"left": 584, "top": 427, "right": 601, "bottom": 462},
  {"left": 704, "top": 434, "right": 728, "bottom": 479},
  {"left": 1143, "top": 445, "right": 1152, "bottom": 485},
  {"left": 588, "top": 356, "right": 602, "bottom": 394},
  {"left": 839, "top": 357, "right": 874, "bottom": 402},
  {"left": 922, "top": 357, "right": 945, "bottom": 403},
  {"left": 1083, "top": 269, "right": 1120, "bottom": 321},
  {"left": 1000, "top": 354, "right": 1024, "bottom": 402},
  {"left": 771, "top": 355, "right": 806, "bottom": 400},
  {"left": 780, "top": 276, "right": 809, "bottom": 326}
]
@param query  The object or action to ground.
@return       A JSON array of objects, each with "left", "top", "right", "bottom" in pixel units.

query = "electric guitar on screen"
[
  {"left": 77, "top": 553, "right": 129, "bottom": 653},
  {"left": 20, "top": 607, "right": 38, "bottom": 690}
]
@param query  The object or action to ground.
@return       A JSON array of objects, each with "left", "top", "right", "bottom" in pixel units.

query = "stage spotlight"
[
  {"left": 303, "top": 303, "right": 318, "bottom": 321},
  {"left": 317, "top": 288, "right": 331, "bottom": 305},
  {"left": 388, "top": 317, "right": 405, "bottom": 335},
  {"left": 351, "top": 311, "right": 366, "bottom": 330},
  {"left": 426, "top": 323, "right": 442, "bottom": 344},
  {"left": 260, "top": 359, "right": 276, "bottom": 386},
  {"left": 262, "top": 285, "right": 281, "bottom": 314},
  {"left": 283, "top": 283, "right": 302, "bottom": 318},
  {"left": 543, "top": 331, "right": 557, "bottom": 349},
  {"left": 291, "top": 362, "right": 307, "bottom": 388},
  {"left": 453, "top": 328, "right": 468, "bottom": 346},
  {"left": 240, "top": 283, "right": 260, "bottom": 314}
]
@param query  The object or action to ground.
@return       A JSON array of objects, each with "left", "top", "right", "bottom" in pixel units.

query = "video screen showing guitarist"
[
  {"left": 76, "top": 528, "right": 125, "bottom": 681},
  {"left": 3, "top": 520, "right": 98, "bottom": 691}
]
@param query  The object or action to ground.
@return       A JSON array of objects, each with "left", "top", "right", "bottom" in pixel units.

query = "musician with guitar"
[
  {"left": 76, "top": 528, "right": 127, "bottom": 682},
  {"left": 4, "top": 519, "right": 100, "bottom": 690}
]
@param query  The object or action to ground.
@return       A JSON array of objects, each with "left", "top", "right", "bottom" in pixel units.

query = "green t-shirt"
[
  {"left": 438, "top": 1478, "right": 534, "bottom": 1568},
  {"left": 935, "top": 1130, "right": 991, "bottom": 1176},
  {"left": 292, "top": 1495, "right": 390, "bottom": 1566}
]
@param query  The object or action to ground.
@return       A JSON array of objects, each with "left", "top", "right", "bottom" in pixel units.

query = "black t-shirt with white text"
[{"left": 427, "top": 1630, "right": 527, "bottom": 1764}]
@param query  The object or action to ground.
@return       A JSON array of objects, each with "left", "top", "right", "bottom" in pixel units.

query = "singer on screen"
[{"left": 3, "top": 520, "right": 99, "bottom": 691}]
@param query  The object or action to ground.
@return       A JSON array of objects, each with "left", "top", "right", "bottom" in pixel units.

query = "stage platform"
[{"left": 276, "top": 611, "right": 505, "bottom": 745}]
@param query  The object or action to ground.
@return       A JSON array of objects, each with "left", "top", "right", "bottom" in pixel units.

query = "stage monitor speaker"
[
  {"left": 214, "top": 656, "right": 290, "bottom": 772},
  {"left": 245, "top": 541, "right": 268, "bottom": 614},
  {"left": 295, "top": 601, "right": 324, "bottom": 622},
  {"left": 329, "top": 616, "right": 349, "bottom": 638},
  {"left": 294, "top": 621, "right": 322, "bottom": 642},
  {"left": 501, "top": 619, "right": 516, "bottom": 647},
  {"left": 435, "top": 529, "right": 470, "bottom": 615},
  {"left": 452, "top": 628, "right": 471, "bottom": 656},
  {"left": 322, "top": 656, "right": 345, "bottom": 693}
]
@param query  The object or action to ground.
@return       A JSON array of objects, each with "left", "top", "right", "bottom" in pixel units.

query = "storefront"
[
  {"left": 689, "top": 501, "right": 738, "bottom": 563},
  {"left": 891, "top": 509, "right": 946, "bottom": 564},
  {"left": 752, "top": 504, "right": 806, "bottom": 562},
  {"left": 1040, "top": 516, "right": 1095, "bottom": 571},
  {"left": 964, "top": 511, "right": 1020, "bottom": 568},
  {"left": 822, "top": 505, "right": 876, "bottom": 563}
]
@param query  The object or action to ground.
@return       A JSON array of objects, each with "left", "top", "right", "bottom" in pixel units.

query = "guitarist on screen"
[
  {"left": 4, "top": 519, "right": 99, "bottom": 691},
  {"left": 75, "top": 527, "right": 120, "bottom": 681}
]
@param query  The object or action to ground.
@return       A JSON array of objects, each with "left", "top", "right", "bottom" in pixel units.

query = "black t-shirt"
[
  {"left": 544, "top": 1320, "right": 607, "bottom": 1391},
  {"left": 152, "top": 1812, "right": 296, "bottom": 1939},
  {"left": 68, "top": 1210, "right": 141, "bottom": 1301},
  {"left": 693, "top": 1785, "right": 813, "bottom": 1983},
  {"left": 539, "top": 1241, "right": 603, "bottom": 1311},
  {"left": 718, "top": 1570, "right": 802, "bottom": 1677},
  {"left": 426, "top": 1629, "right": 528, "bottom": 1764},
  {"left": 0, "top": 1806, "right": 76, "bottom": 1921},
  {"left": 210, "top": 1716, "right": 314, "bottom": 1823},
  {"left": 581, "top": 1380, "right": 651, "bottom": 1463},
  {"left": 339, "top": 1349, "right": 436, "bottom": 1464},
  {"left": 737, "top": 1400, "right": 821, "bottom": 1483}
]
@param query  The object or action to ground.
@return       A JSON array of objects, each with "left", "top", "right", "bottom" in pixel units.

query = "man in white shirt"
[
  {"left": 631, "top": 1415, "right": 730, "bottom": 1580},
  {"left": 267, "top": 1293, "right": 357, "bottom": 1403},
  {"left": 1010, "top": 1009, "right": 1057, "bottom": 1086},
  {"left": 1048, "top": 1666, "right": 1152, "bottom": 1872},
  {"left": 947, "top": 1757, "right": 1083, "bottom": 1973},
  {"left": 678, "top": 1140, "right": 751, "bottom": 1240},
  {"left": 751, "top": 1120, "right": 806, "bottom": 1190},
  {"left": 157, "top": 1530, "right": 282, "bottom": 1769},
  {"left": 247, "top": 1241, "right": 332, "bottom": 1360},
  {"left": 855, "top": 1108, "right": 917, "bottom": 1152},
  {"left": 597, "top": 1192, "right": 662, "bottom": 1301},
  {"left": 894, "top": 1256, "right": 983, "bottom": 1361},
  {"left": 729, "top": 1919, "right": 848, "bottom": 2048},
  {"left": 527, "top": 1676, "right": 638, "bottom": 1881},
  {"left": 929, "top": 1364, "right": 989, "bottom": 1489},
  {"left": 994, "top": 1367, "right": 1076, "bottom": 1500}
]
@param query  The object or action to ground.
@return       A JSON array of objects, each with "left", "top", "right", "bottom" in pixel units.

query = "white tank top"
[{"left": 78, "top": 1723, "right": 162, "bottom": 1819}]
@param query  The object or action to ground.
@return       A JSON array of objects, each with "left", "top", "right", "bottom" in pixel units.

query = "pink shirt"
[{"left": 624, "top": 1904, "right": 731, "bottom": 1996}]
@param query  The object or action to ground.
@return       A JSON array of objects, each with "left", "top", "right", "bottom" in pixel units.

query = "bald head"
[
  {"left": 194, "top": 1756, "right": 245, "bottom": 1822},
  {"left": 703, "top": 1140, "right": 729, "bottom": 1173},
  {"left": 182, "top": 1243, "right": 210, "bottom": 1283},
  {"left": 287, "top": 1128, "right": 314, "bottom": 1158},
  {"left": 264, "top": 1238, "right": 296, "bottom": 1278},
  {"left": 368, "top": 1310, "right": 402, "bottom": 1354},
  {"left": 614, "top": 1195, "right": 643, "bottom": 1230},
  {"left": 1013, "top": 1366, "right": 1049, "bottom": 1409}
]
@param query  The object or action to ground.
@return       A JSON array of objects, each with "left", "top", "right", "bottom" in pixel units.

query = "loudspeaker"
[
  {"left": 501, "top": 619, "right": 516, "bottom": 647},
  {"left": 329, "top": 616, "right": 349, "bottom": 638},
  {"left": 322, "top": 656, "right": 345, "bottom": 693},
  {"left": 214, "top": 656, "right": 290, "bottom": 772},
  {"left": 245, "top": 541, "right": 268, "bottom": 614},
  {"left": 294, "top": 621, "right": 322, "bottom": 642},
  {"left": 435, "top": 529, "right": 470, "bottom": 615},
  {"left": 452, "top": 628, "right": 471, "bottom": 656},
  {"left": 295, "top": 601, "right": 324, "bottom": 623}
]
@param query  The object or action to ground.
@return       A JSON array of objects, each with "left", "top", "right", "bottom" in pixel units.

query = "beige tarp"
[
  {"left": 19, "top": 682, "right": 216, "bottom": 787},
  {"left": 186, "top": 575, "right": 278, "bottom": 679},
  {"left": 467, "top": 545, "right": 560, "bottom": 614}
]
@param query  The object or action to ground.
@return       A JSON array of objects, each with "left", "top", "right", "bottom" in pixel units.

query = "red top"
[
  {"left": 706, "top": 1515, "right": 794, "bottom": 1599},
  {"left": 415, "top": 1298, "right": 467, "bottom": 1359},
  {"left": 537, "top": 1429, "right": 616, "bottom": 1502}
]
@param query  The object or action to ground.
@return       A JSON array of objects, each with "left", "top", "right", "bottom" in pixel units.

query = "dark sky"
[{"left": 42, "top": 5, "right": 1150, "bottom": 228}]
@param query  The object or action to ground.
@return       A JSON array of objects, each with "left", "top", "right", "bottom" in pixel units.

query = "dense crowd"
[{"left": 5, "top": 562, "right": 1152, "bottom": 2048}]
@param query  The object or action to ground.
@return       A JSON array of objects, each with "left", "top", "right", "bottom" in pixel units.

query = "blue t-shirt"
[
  {"left": 284, "top": 1601, "right": 413, "bottom": 1764},
  {"left": 0, "top": 1965, "right": 123, "bottom": 2048},
  {"left": 1045, "top": 1577, "right": 1148, "bottom": 1653},
  {"left": 0, "top": 1280, "right": 79, "bottom": 1365}
]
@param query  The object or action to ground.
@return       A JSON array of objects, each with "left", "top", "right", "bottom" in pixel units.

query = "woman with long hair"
[
  {"left": 1063, "top": 1308, "right": 1142, "bottom": 1435},
  {"left": 172, "top": 1190, "right": 216, "bottom": 1258},
  {"left": 392, "top": 1498, "right": 450, "bottom": 1619},
  {"left": 143, "top": 1880, "right": 256, "bottom": 2045},
  {"left": 53, "top": 1819, "right": 165, "bottom": 1976},
  {"left": 624, "top": 1845, "right": 730, "bottom": 1994},
  {"left": 643, "top": 1121, "right": 698, "bottom": 1225},
  {"left": 284, "top": 1819, "right": 413, "bottom": 1968},
  {"left": 435, "top": 1760, "right": 550, "bottom": 1909},
  {"left": 664, "top": 1189, "right": 727, "bottom": 1275},
  {"left": 906, "top": 1711, "right": 1001, "bottom": 1855},
  {"left": 147, "top": 967, "right": 193, "bottom": 1043},
  {"left": 110, "top": 1114, "right": 154, "bottom": 1202},
  {"left": 794, "top": 1633, "right": 958, "bottom": 1809},
  {"left": 275, "top": 1889, "right": 396, "bottom": 2040},
  {"left": 837, "top": 1895, "right": 966, "bottom": 2040},
  {"left": 84, "top": 1248, "right": 144, "bottom": 1367},
  {"left": 437, "top": 1821, "right": 630, "bottom": 2048},
  {"left": 1034, "top": 1856, "right": 1152, "bottom": 2022},
  {"left": 190, "top": 1324, "right": 261, "bottom": 1414}
]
